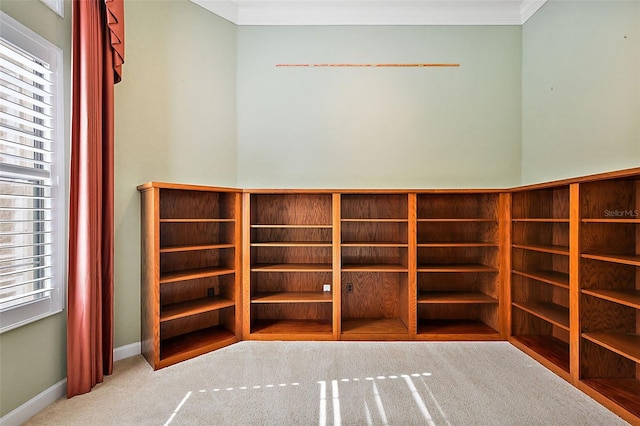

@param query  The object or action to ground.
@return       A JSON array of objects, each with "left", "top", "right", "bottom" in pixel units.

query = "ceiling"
[{"left": 190, "top": 0, "right": 548, "bottom": 26}]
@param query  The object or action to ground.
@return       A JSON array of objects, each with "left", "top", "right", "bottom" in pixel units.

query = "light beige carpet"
[{"left": 25, "top": 341, "right": 629, "bottom": 425}]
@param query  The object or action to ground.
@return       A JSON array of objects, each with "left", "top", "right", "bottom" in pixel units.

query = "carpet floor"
[{"left": 25, "top": 341, "right": 629, "bottom": 425}]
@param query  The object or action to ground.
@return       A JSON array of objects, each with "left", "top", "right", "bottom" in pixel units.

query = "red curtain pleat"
[{"left": 67, "top": 0, "right": 123, "bottom": 398}]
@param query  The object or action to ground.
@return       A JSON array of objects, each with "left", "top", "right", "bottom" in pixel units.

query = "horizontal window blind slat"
[
  {"left": 0, "top": 70, "right": 52, "bottom": 98},
  {"left": 0, "top": 191, "right": 52, "bottom": 199},
  {"left": 0, "top": 97, "right": 52, "bottom": 121},
  {"left": 0, "top": 152, "right": 52, "bottom": 167},
  {"left": 0, "top": 287, "right": 51, "bottom": 307},
  {"left": 0, "top": 163, "right": 50, "bottom": 180},
  {"left": 0, "top": 57, "right": 51, "bottom": 86},
  {"left": 0, "top": 84, "right": 52, "bottom": 110},
  {"left": 0, "top": 264, "right": 49, "bottom": 278},
  {"left": 0, "top": 43, "right": 52, "bottom": 76},
  {"left": 1, "top": 130, "right": 53, "bottom": 147},
  {"left": 0, "top": 254, "right": 52, "bottom": 267},
  {"left": 0, "top": 111, "right": 53, "bottom": 133}
]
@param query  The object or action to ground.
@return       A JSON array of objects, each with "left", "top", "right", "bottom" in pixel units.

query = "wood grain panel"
[
  {"left": 160, "top": 248, "right": 235, "bottom": 273},
  {"left": 161, "top": 274, "right": 235, "bottom": 305},
  {"left": 251, "top": 245, "right": 332, "bottom": 265},
  {"left": 341, "top": 272, "right": 406, "bottom": 319},
  {"left": 580, "top": 179, "right": 637, "bottom": 220},
  {"left": 418, "top": 272, "right": 498, "bottom": 298},
  {"left": 342, "top": 221, "right": 408, "bottom": 244},
  {"left": 140, "top": 187, "right": 160, "bottom": 367},
  {"left": 251, "top": 227, "right": 332, "bottom": 244},
  {"left": 341, "top": 194, "right": 408, "bottom": 219},
  {"left": 250, "top": 193, "right": 332, "bottom": 225},
  {"left": 250, "top": 271, "right": 333, "bottom": 293},
  {"left": 512, "top": 186, "right": 569, "bottom": 219},
  {"left": 251, "top": 302, "right": 332, "bottom": 321},
  {"left": 416, "top": 193, "right": 499, "bottom": 219},
  {"left": 580, "top": 337, "right": 636, "bottom": 379},
  {"left": 160, "top": 189, "right": 235, "bottom": 219},
  {"left": 581, "top": 222, "right": 636, "bottom": 254},
  {"left": 417, "top": 221, "right": 498, "bottom": 245},
  {"left": 161, "top": 222, "right": 234, "bottom": 247},
  {"left": 581, "top": 294, "right": 636, "bottom": 333},
  {"left": 342, "top": 246, "right": 407, "bottom": 267}
]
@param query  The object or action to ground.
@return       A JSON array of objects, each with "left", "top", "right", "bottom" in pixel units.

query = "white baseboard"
[
  {"left": 0, "top": 341, "right": 141, "bottom": 426},
  {"left": 0, "top": 378, "right": 66, "bottom": 426},
  {"left": 114, "top": 341, "right": 142, "bottom": 362}
]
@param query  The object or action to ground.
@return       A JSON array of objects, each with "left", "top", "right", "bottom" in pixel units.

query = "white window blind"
[{"left": 0, "top": 12, "right": 65, "bottom": 333}]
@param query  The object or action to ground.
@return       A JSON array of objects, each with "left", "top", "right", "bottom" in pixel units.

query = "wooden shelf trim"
[
  {"left": 582, "top": 333, "right": 640, "bottom": 364},
  {"left": 341, "top": 263, "right": 408, "bottom": 272},
  {"left": 251, "top": 292, "right": 333, "bottom": 303},
  {"left": 581, "top": 253, "right": 640, "bottom": 267},
  {"left": 417, "top": 242, "right": 498, "bottom": 248},
  {"left": 512, "top": 269, "right": 569, "bottom": 289},
  {"left": 512, "top": 218, "right": 569, "bottom": 223},
  {"left": 160, "top": 243, "right": 235, "bottom": 253},
  {"left": 512, "top": 302, "right": 570, "bottom": 330},
  {"left": 417, "top": 264, "right": 497, "bottom": 273},
  {"left": 341, "top": 241, "right": 408, "bottom": 247},
  {"left": 160, "top": 297, "right": 235, "bottom": 322},
  {"left": 581, "top": 289, "right": 640, "bottom": 309},
  {"left": 417, "top": 218, "right": 497, "bottom": 222},
  {"left": 160, "top": 218, "right": 235, "bottom": 223},
  {"left": 512, "top": 243, "right": 570, "bottom": 256},
  {"left": 418, "top": 291, "right": 497, "bottom": 304},
  {"left": 251, "top": 263, "right": 333, "bottom": 272},
  {"left": 251, "top": 241, "right": 332, "bottom": 247},
  {"left": 581, "top": 218, "right": 640, "bottom": 223},
  {"left": 251, "top": 224, "right": 332, "bottom": 228},
  {"left": 341, "top": 218, "right": 408, "bottom": 223},
  {"left": 160, "top": 267, "right": 235, "bottom": 284}
]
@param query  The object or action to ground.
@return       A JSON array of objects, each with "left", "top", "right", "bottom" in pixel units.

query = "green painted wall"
[
  {"left": 237, "top": 25, "right": 523, "bottom": 189},
  {"left": 0, "top": 0, "right": 71, "bottom": 417},
  {"left": 113, "top": 0, "right": 237, "bottom": 348},
  {"left": 521, "top": 0, "right": 640, "bottom": 184}
]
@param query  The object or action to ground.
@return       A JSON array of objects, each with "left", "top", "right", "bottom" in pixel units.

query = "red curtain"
[{"left": 67, "top": 0, "right": 124, "bottom": 398}]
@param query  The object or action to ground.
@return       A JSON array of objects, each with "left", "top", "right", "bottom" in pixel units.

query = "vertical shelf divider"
[
  {"left": 332, "top": 192, "right": 342, "bottom": 340},
  {"left": 569, "top": 183, "right": 580, "bottom": 383},
  {"left": 408, "top": 193, "right": 418, "bottom": 337},
  {"left": 500, "top": 192, "right": 512, "bottom": 340}
]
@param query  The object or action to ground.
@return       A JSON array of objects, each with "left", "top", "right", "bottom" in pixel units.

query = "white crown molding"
[{"left": 190, "top": 0, "right": 547, "bottom": 26}]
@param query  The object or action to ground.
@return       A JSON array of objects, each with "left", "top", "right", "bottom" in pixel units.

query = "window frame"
[{"left": 0, "top": 11, "right": 66, "bottom": 334}]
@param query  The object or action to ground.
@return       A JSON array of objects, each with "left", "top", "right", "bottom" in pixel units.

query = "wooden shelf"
[
  {"left": 512, "top": 218, "right": 569, "bottom": 223},
  {"left": 160, "top": 326, "right": 237, "bottom": 363},
  {"left": 417, "top": 242, "right": 497, "bottom": 248},
  {"left": 251, "top": 263, "right": 332, "bottom": 272},
  {"left": 581, "top": 253, "right": 640, "bottom": 267},
  {"left": 160, "top": 218, "right": 234, "bottom": 223},
  {"left": 250, "top": 241, "right": 332, "bottom": 247},
  {"left": 251, "top": 319, "right": 332, "bottom": 335},
  {"left": 341, "top": 218, "right": 408, "bottom": 223},
  {"left": 582, "top": 333, "right": 640, "bottom": 364},
  {"left": 582, "top": 218, "right": 640, "bottom": 223},
  {"left": 160, "top": 267, "right": 235, "bottom": 284},
  {"left": 341, "top": 318, "right": 408, "bottom": 335},
  {"left": 511, "top": 335, "right": 570, "bottom": 373},
  {"left": 581, "top": 289, "right": 640, "bottom": 309},
  {"left": 251, "top": 292, "right": 332, "bottom": 303},
  {"left": 160, "top": 243, "right": 235, "bottom": 253},
  {"left": 251, "top": 224, "right": 332, "bottom": 228},
  {"left": 417, "top": 264, "right": 497, "bottom": 273},
  {"left": 161, "top": 297, "right": 234, "bottom": 322},
  {"left": 512, "top": 243, "right": 569, "bottom": 256},
  {"left": 418, "top": 291, "right": 497, "bottom": 304},
  {"left": 512, "top": 302, "right": 569, "bottom": 330},
  {"left": 341, "top": 263, "right": 408, "bottom": 272},
  {"left": 581, "top": 379, "right": 640, "bottom": 418},
  {"left": 512, "top": 269, "right": 569, "bottom": 289},
  {"left": 418, "top": 319, "right": 499, "bottom": 336},
  {"left": 417, "top": 218, "right": 497, "bottom": 223},
  {"left": 341, "top": 242, "right": 408, "bottom": 247}
]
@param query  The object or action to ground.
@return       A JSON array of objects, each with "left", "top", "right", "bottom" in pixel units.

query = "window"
[{"left": 0, "top": 12, "right": 65, "bottom": 333}]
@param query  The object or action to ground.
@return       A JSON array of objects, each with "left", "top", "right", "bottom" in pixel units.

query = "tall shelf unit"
[
  {"left": 577, "top": 177, "right": 640, "bottom": 420},
  {"left": 339, "top": 193, "right": 414, "bottom": 339},
  {"left": 415, "top": 192, "right": 505, "bottom": 339},
  {"left": 243, "top": 192, "right": 336, "bottom": 340},
  {"left": 509, "top": 184, "right": 571, "bottom": 379},
  {"left": 138, "top": 182, "right": 241, "bottom": 370}
]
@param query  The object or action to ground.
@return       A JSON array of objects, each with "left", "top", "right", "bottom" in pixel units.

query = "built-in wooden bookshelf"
[
  {"left": 510, "top": 184, "right": 571, "bottom": 378},
  {"left": 138, "top": 167, "right": 640, "bottom": 424},
  {"left": 577, "top": 177, "right": 640, "bottom": 421},
  {"left": 415, "top": 192, "right": 504, "bottom": 339},
  {"left": 340, "top": 193, "right": 412, "bottom": 339},
  {"left": 138, "top": 182, "right": 241, "bottom": 369},
  {"left": 244, "top": 192, "right": 336, "bottom": 340}
]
